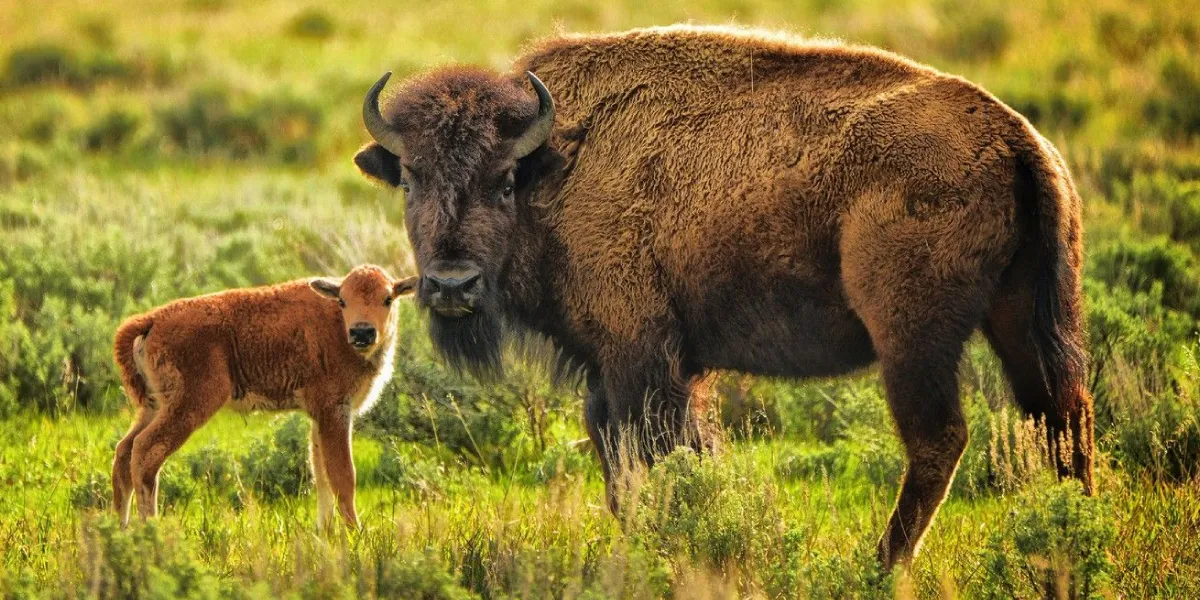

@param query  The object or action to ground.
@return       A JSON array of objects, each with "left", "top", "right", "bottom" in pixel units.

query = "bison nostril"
[{"left": 426, "top": 270, "right": 482, "bottom": 296}]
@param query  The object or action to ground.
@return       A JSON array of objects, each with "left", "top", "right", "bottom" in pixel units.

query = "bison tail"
[
  {"left": 113, "top": 314, "right": 154, "bottom": 408},
  {"left": 1016, "top": 131, "right": 1089, "bottom": 413}
]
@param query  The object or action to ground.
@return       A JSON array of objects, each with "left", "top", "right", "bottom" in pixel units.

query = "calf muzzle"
[{"left": 349, "top": 324, "right": 377, "bottom": 349}]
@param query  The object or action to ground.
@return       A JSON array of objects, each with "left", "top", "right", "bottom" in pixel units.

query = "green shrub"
[
  {"left": 1108, "top": 347, "right": 1200, "bottom": 481},
  {"left": 1144, "top": 54, "right": 1200, "bottom": 140},
  {"left": 82, "top": 108, "right": 142, "bottom": 152},
  {"left": 77, "top": 16, "right": 117, "bottom": 49},
  {"left": 286, "top": 8, "right": 338, "bottom": 40},
  {"left": 1170, "top": 182, "right": 1200, "bottom": 245},
  {"left": 775, "top": 432, "right": 903, "bottom": 488},
  {"left": 523, "top": 438, "right": 594, "bottom": 484},
  {"left": 625, "top": 448, "right": 783, "bottom": 572},
  {"left": 371, "top": 550, "right": 478, "bottom": 599},
  {"left": 2, "top": 43, "right": 172, "bottom": 91},
  {"left": 69, "top": 469, "right": 110, "bottom": 510},
  {"left": 0, "top": 144, "right": 48, "bottom": 185},
  {"left": 1089, "top": 238, "right": 1200, "bottom": 321},
  {"left": 793, "top": 540, "right": 892, "bottom": 600},
  {"left": 81, "top": 518, "right": 229, "bottom": 599},
  {"left": 372, "top": 440, "right": 450, "bottom": 496},
  {"left": 154, "top": 83, "right": 324, "bottom": 164},
  {"left": 937, "top": 5, "right": 1011, "bottom": 62},
  {"left": 1085, "top": 278, "right": 1193, "bottom": 404},
  {"left": 1095, "top": 11, "right": 1160, "bottom": 63},
  {"left": 3, "top": 44, "right": 84, "bottom": 87},
  {"left": 239, "top": 414, "right": 312, "bottom": 500},
  {"left": 359, "top": 339, "right": 580, "bottom": 475},
  {"left": 978, "top": 481, "right": 1115, "bottom": 599},
  {"left": 182, "top": 441, "right": 238, "bottom": 490},
  {"left": 1002, "top": 87, "right": 1091, "bottom": 131}
]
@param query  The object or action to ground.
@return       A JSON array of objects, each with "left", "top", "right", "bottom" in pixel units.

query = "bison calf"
[{"left": 111, "top": 265, "right": 416, "bottom": 529}]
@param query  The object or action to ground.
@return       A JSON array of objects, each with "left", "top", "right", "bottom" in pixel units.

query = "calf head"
[
  {"left": 311, "top": 265, "right": 417, "bottom": 358},
  {"left": 353, "top": 67, "right": 555, "bottom": 376}
]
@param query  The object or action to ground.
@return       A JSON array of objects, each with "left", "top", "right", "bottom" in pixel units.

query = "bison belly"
[{"left": 684, "top": 277, "right": 876, "bottom": 378}]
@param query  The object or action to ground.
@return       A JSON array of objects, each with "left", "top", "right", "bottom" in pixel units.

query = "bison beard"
[{"left": 428, "top": 309, "right": 504, "bottom": 379}]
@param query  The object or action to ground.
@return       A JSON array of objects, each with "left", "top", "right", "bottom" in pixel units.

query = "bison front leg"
[
  {"left": 588, "top": 357, "right": 704, "bottom": 513},
  {"left": 314, "top": 405, "right": 358, "bottom": 528},
  {"left": 583, "top": 375, "right": 619, "bottom": 513}
]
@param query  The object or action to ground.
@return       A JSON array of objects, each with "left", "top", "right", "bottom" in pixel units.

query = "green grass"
[{"left": 1, "top": 0, "right": 1199, "bottom": 597}]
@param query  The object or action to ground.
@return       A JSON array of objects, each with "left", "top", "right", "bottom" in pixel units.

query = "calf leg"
[
  {"left": 113, "top": 406, "right": 156, "bottom": 527},
  {"left": 129, "top": 391, "right": 225, "bottom": 520},
  {"left": 309, "top": 425, "right": 337, "bottom": 531},
  {"left": 129, "top": 357, "right": 228, "bottom": 520},
  {"left": 314, "top": 405, "right": 357, "bottom": 528}
]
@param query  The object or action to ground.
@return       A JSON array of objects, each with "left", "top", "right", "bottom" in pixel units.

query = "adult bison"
[{"left": 353, "top": 25, "right": 1094, "bottom": 567}]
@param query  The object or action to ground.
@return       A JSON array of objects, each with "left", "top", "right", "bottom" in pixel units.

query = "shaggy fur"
[
  {"left": 112, "top": 265, "right": 416, "bottom": 530},
  {"left": 355, "top": 25, "right": 1094, "bottom": 568}
]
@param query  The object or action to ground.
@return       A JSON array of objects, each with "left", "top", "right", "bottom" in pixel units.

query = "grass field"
[{"left": 2, "top": 0, "right": 1199, "bottom": 597}]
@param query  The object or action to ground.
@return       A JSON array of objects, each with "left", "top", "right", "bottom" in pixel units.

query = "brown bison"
[
  {"left": 353, "top": 25, "right": 1094, "bottom": 567},
  {"left": 112, "top": 265, "right": 417, "bottom": 529}
]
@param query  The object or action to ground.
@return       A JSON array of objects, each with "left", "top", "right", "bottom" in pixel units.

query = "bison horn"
[
  {"left": 510, "top": 71, "right": 556, "bottom": 159},
  {"left": 362, "top": 72, "right": 407, "bottom": 158}
]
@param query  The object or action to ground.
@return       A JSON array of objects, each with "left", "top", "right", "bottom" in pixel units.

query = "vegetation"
[{"left": 1, "top": 0, "right": 1197, "bottom": 597}]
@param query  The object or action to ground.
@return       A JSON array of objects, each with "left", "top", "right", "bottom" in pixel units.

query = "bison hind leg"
[{"left": 840, "top": 197, "right": 1009, "bottom": 568}]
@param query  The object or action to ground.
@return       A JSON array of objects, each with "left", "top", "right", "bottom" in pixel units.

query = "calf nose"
[{"left": 348, "top": 324, "right": 376, "bottom": 348}]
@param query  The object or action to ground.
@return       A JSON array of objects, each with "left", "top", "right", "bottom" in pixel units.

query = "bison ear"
[
  {"left": 392, "top": 276, "right": 418, "bottom": 298},
  {"left": 353, "top": 142, "right": 404, "bottom": 187},
  {"left": 309, "top": 278, "right": 342, "bottom": 299}
]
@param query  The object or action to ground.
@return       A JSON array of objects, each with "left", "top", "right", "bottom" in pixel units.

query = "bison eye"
[
  {"left": 398, "top": 178, "right": 411, "bottom": 194},
  {"left": 338, "top": 298, "right": 346, "bottom": 308},
  {"left": 502, "top": 184, "right": 514, "bottom": 198},
  {"left": 384, "top": 296, "right": 393, "bottom": 307}
]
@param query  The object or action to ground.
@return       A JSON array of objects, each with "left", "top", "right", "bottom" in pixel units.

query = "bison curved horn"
[
  {"left": 362, "top": 72, "right": 407, "bottom": 158},
  {"left": 510, "top": 71, "right": 556, "bottom": 159}
]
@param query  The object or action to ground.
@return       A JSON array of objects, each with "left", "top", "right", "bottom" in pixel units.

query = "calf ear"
[
  {"left": 393, "top": 276, "right": 418, "bottom": 297},
  {"left": 353, "top": 142, "right": 404, "bottom": 187},
  {"left": 310, "top": 278, "right": 342, "bottom": 299}
]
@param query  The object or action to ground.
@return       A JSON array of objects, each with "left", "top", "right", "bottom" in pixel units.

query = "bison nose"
[
  {"left": 425, "top": 271, "right": 481, "bottom": 295},
  {"left": 348, "top": 324, "right": 376, "bottom": 348},
  {"left": 423, "top": 263, "right": 483, "bottom": 317}
]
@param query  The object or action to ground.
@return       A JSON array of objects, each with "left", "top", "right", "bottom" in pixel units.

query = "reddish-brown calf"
[{"left": 112, "top": 265, "right": 416, "bottom": 529}]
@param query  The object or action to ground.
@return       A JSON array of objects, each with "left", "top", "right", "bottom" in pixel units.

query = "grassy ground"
[{"left": 1, "top": 0, "right": 1199, "bottom": 598}]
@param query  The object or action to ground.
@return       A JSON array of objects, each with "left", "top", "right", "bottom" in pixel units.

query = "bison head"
[{"left": 354, "top": 68, "right": 555, "bottom": 376}]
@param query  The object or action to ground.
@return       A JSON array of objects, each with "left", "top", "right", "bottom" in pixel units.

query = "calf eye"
[
  {"left": 338, "top": 298, "right": 346, "bottom": 308},
  {"left": 384, "top": 297, "right": 393, "bottom": 307},
  {"left": 398, "top": 178, "right": 411, "bottom": 194}
]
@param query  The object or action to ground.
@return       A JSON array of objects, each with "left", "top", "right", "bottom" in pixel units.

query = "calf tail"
[{"left": 113, "top": 314, "right": 154, "bottom": 407}]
